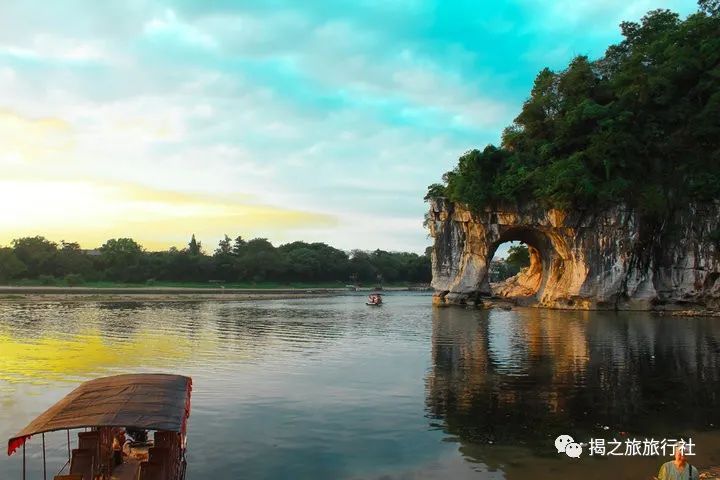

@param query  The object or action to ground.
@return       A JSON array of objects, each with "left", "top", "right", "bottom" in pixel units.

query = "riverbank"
[
  {"left": 0, "top": 285, "right": 342, "bottom": 303},
  {"left": 5, "top": 279, "right": 427, "bottom": 289},
  {"left": 0, "top": 289, "right": 335, "bottom": 303},
  {"left": 0, "top": 285, "right": 429, "bottom": 303}
]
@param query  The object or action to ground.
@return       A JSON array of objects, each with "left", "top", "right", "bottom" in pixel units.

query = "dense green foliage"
[
  {"left": 428, "top": 4, "right": 720, "bottom": 215},
  {"left": 505, "top": 245, "right": 530, "bottom": 271},
  {"left": 0, "top": 235, "right": 431, "bottom": 286},
  {"left": 489, "top": 244, "right": 530, "bottom": 281}
]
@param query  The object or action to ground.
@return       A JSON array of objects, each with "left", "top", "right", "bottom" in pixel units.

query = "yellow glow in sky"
[
  {"left": 0, "top": 179, "right": 336, "bottom": 249},
  {"left": 0, "top": 109, "right": 336, "bottom": 250},
  {"left": 0, "top": 110, "right": 72, "bottom": 167}
]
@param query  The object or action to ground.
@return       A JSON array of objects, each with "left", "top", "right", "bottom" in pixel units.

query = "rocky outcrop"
[{"left": 427, "top": 198, "right": 720, "bottom": 310}]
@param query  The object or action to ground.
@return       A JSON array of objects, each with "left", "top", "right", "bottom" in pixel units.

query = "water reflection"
[
  {"left": 427, "top": 307, "right": 720, "bottom": 476},
  {"left": 2, "top": 297, "right": 719, "bottom": 479},
  {"left": 0, "top": 295, "right": 446, "bottom": 480}
]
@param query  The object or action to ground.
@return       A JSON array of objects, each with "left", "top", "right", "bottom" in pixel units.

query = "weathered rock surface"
[{"left": 427, "top": 198, "right": 720, "bottom": 310}]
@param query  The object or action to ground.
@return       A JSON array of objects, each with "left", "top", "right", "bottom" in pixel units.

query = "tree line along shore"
[{"left": 0, "top": 235, "right": 432, "bottom": 289}]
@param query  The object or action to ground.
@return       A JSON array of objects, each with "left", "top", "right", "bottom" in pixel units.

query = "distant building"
[{"left": 82, "top": 249, "right": 101, "bottom": 257}]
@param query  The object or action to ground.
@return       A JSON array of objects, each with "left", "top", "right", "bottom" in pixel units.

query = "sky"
[{"left": 0, "top": 0, "right": 696, "bottom": 254}]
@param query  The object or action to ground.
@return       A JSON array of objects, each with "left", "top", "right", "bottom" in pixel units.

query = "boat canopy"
[{"left": 7, "top": 373, "right": 192, "bottom": 456}]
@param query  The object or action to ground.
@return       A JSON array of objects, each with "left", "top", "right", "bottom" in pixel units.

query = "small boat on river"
[
  {"left": 366, "top": 293, "right": 383, "bottom": 306},
  {"left": 7, "top": 373, "right": 192, "bottom": 480}
]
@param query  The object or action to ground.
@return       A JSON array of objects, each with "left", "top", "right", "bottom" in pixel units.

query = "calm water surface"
[{"left": 1, "top": 294, "right": 719, "bottom": 479}]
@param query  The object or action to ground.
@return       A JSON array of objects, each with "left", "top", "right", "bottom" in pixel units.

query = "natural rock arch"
[
  {"left": 427, "top": 198, "right": 720, "bottom": 311},
  {"left": 486, "top": 229, "right": 545, "bottom": 299},
  {"left": 428, "top": 203, "right": 579, "bottom": 307}
]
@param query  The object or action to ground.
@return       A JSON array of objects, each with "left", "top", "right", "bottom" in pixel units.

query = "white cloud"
[
  {"left": 178, "top": 14, "right": 513, "bottom": 130},
  {"left": 144, "top": 9, "right": 218, "bottom": 49},
  {"left": 299, "top": 21, "right": 513, "bottom": 129},
  {"left": 0, "top": 34, "right": 110, "bottom": 63},
  {"left": 0, "top": 2, "right": 506, "bottom": 252},
  {"left": 519, "top": 0, "right": 695, "bottom": 34}
]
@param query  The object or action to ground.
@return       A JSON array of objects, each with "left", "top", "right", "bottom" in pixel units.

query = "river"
[{"left": 1, "top": 293, "right": 719, "bottom": 479}]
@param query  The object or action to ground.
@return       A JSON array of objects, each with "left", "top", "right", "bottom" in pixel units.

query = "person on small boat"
[
  {"left": 7, "top": 373, "right": 192, "bottom": 480},
  {"left": 127, "top": 427, "right": 149, "bottom": 444},
  {"left": 367, "top": 294, "right": 382, "bottom": 305}
]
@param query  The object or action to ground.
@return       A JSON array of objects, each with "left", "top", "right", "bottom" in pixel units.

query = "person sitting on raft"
[{"left": 656, "top": 443, "right": 698, "bottom": 480}]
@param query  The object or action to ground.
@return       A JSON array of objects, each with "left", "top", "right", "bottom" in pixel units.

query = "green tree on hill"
[
  {"left": 187, "top": 234, "right": 202, "bottom": 256},
  {"left": 99, "top": 238, "right": 144, "bottom": 282},
  {"left": 0, "top": 234, "right": 432, "bottom": 286},
  {"left": 11, "top": 236, "right": 57, "bottom": 278},
  {"left": 0, "top": 248, "right": 26, "bottom": 281},
  {"left": 506, "top": 245, "right": 530, "bottom": 271},
  {"left": 699, "top": 0, "right": 719, "bottom": 16},
  {"left": 215, "top": 235, "right": 232, "bottom": 256},
  {"left": 55, "top": 241, "right": 93, "bottom": 278},
  {"left": 428, "top": 3, "right": 720, "bottom": 217},
  {"left": 232, "top": 236, "right": 247, "bottom": 255}
]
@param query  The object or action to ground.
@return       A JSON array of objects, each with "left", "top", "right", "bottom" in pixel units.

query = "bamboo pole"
[{"left": 42, "top": 433, "right": 47, "bottom": 480}]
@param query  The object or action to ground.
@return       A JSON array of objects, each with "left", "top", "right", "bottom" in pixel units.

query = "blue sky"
[{"left": 0, "top": 0, "right": 695, "bottom": 253}]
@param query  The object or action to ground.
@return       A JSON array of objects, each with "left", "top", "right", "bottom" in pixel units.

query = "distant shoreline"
[
  {"left": 0, "top": 285, "right": 424, "bottom": 293},
  {"left": 0, "top": 286, "right": 348, "bottom": 294},
  {"left": 0, "top": 285, "right": 430, "bottom": 302}
]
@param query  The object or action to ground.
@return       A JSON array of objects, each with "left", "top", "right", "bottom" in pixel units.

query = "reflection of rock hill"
[
  {"left": 427, "top": 198, "right": 720, "bottom": 310},
  {"left": 425, "top": 308, "right": 720, "bottom": 452}
]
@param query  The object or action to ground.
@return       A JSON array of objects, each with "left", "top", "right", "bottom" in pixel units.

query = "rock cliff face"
[{"left": 427, "top": 198, "right": 720, "bottom": 311}]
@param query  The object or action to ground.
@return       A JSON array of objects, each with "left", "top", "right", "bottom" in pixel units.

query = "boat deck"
[{"left": 111, "top": 458, "right": 140, "bottom": 480}]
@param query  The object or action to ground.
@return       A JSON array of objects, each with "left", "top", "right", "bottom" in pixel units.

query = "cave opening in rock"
[{"left": 485, "top": 227, "right": 548, "bottom": 301}]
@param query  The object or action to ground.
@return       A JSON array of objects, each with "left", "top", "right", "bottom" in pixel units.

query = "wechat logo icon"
[{"left": 555, "top": 434, "right": 583, "bottom": 458}]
